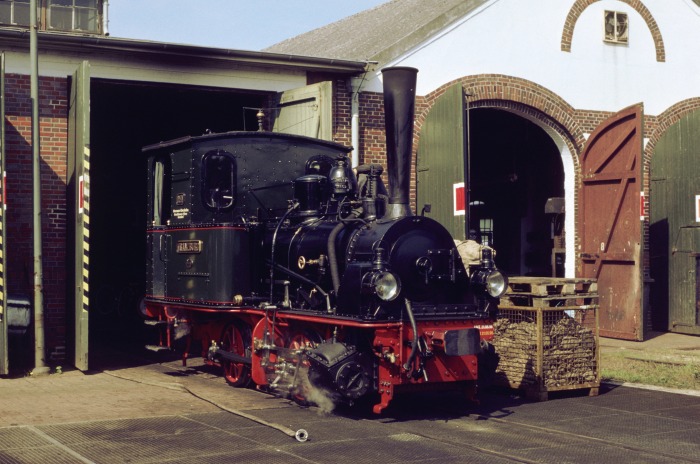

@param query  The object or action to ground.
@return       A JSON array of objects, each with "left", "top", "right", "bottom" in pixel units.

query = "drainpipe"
[
  {"left": 30, "top": 0, "right": 48, "bottom": 374},
  {"left": 103, "top": 0, "right": 110, "bottom": 36},
  {"left": 350, "top": 76, "right": 362, "bottom": 168}
]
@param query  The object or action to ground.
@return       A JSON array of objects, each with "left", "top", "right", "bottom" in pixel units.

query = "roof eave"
[{"left": 0, "top": 27, "right": 368, "bottom": 74}]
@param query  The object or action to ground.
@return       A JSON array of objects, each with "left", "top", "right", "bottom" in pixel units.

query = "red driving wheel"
[{"left": 220, "top": 322, "right": 252, "bottom": 387}]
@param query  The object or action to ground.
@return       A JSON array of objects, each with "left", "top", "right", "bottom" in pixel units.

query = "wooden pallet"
[
  {"left": 506, "top": 276, "right": 597, "bottom": 297},
  {"left": 500, "top": 293, "right": 599, "bottom": 309},
  {"left": 495, "top": 377, "right": 600, "bottom": 402}
]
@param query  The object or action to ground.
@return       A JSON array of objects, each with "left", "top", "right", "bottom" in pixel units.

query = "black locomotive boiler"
[{"left": 142, "top": 67, "right": 507, "bottom": 414}]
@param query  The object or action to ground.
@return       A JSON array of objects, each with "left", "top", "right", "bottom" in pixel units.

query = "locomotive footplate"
[{"left": 410, "top": 303, "right": 485, "bottom": 318}]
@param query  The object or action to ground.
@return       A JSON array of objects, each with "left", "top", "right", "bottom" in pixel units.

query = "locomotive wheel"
[
  {"left": 220, "top": 321, "right": 252, "bottom": 388},
  {"left": 286, "top": 329, "right": 323, "bottom": 405},
  {"left": 287, "top": 329, "right": 323, "bottom": 351}
]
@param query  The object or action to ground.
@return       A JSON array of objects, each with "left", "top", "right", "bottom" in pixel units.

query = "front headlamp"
[
  {"left": 471, "top": 268, "right": 508, "bottom": 298},
  {"left": 363, "top": 271, "right": 401, "bottom": 301}
]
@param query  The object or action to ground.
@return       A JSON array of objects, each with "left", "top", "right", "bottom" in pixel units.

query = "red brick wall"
[
  {"left": 332, "top": 78, "right": 352, "bottom": 147},
  {"left": 332, "top": 79, "right": 387, "bottom": 167},
  {"left": 333, "top": 80, "right": 398, "bottom": 197},
  {"left": 4, "top": 74, "right": 68, "bottom": 359}
]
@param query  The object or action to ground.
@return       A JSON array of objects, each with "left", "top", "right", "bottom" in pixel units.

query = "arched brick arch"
[
  {"left": 645, "top": 98, "right": 700, "bottom": 163},
  {"left": 414, "top": 74, "right": 585, "bottom": 173},
  {"left": 560, "top": 0, "right": 666, "bottom": 62}
]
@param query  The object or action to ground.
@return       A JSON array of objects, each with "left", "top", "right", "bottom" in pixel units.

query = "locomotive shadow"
[
  {"left": 335, "top": 382, "right": 618, "bottom": 423},
  {"left": 85, "top": 342, "right": 186, "bottom": 373},
  {"left": 329, "top": 388, "right": 523, "bottom": 423}
]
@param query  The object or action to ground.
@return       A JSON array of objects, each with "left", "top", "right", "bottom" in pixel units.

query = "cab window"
[
  {"left": 202, "top": 150, "right": 236, "bottom": 211},
  {"left": 152, "top": 154, "right": 172, "bottom": 225}
]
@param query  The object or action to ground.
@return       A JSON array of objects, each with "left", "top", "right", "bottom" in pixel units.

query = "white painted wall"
[{"left": 367, "top": 0, "right": 700, "bottom": 116}]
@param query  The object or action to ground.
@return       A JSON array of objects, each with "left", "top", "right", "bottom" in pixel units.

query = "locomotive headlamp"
[
  {"left": 363, "top": 270, "right": 402, "bottom": 301},
  {"left": 471, "top": 268, "right": 508, "bottom": 298},
  {"left": 470, "top": 247, "right": 508, "bottom": 298}
]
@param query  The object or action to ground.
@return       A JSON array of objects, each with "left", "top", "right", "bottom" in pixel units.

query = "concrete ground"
[
  {"left": 601, "top": 331, "right": 700, "bottom": 360},
  {"left": 1, "top": 333, "right": 700, "bottom": 463}
]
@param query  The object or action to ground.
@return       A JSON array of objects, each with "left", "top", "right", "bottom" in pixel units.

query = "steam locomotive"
[{"left": 142, "top": 67, "right": 507, "bottom": 414}]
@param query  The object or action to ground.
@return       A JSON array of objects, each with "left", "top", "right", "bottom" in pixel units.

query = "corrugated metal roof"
[{"left": 264, "top": 0, "right": 487, "bottom": 65}]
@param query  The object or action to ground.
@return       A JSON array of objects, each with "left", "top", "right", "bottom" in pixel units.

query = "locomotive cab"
[{"left": 144, "top": 132, "right": 352, "bottom": 305}]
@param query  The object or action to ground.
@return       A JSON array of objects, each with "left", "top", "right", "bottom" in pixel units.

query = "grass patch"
[{"left": 601, "top": 351, "right": 700, "bottom": 390}]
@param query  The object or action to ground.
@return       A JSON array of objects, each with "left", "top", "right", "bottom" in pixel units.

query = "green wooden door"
[
  {"left": 272, "top": 81, "right": 333, "bottom": 140},
  {"left": 650, "top": 108, "right": 700, "bottom": 335},
  {"left": 68, "top": 61, "right": 91, "bottom": 370},
  {"left": 416, "top": 83, "right": 467, "bottom": 240}
]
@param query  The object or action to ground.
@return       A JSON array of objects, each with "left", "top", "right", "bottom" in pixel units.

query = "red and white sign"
[{"left": 454, "top": 182, "right": 465, "bottom": 216}]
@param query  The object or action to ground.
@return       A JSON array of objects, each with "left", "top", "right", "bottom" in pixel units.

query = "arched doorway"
[
  {"left": 416, "top": 98, "right": 569, "bottom": 278},
  {"left": 416, "top": 86, "right": 645, "bottom": 339},
  {"left": 469, "top": 108, "right": 565, "bottom": 276}
]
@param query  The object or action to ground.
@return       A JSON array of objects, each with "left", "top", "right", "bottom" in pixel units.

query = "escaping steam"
[
  {"left": 173, "top": 322, "right": 190, "bottom": 340},
  {"left": 293, "top": 366, "right": 336, "bottom": 415}
]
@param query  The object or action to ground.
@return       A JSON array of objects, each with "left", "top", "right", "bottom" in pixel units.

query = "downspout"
[
  {"left": 349, "top": 76, "right": 362, "bottom": 168},
  {"left": 30, "top": 0, "right": 48, "bottom": 374},
  {"left": 465, "top": 91, "right": 471, "bottom": 240},
  {"left": 0, "top": 53, "right": 7, "bottom": 376},
  {"left": 103, "top": 0, "right": 110, "bottom": 36}
]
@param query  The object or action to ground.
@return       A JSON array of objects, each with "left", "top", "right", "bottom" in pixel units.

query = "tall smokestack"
[{"left": 382, "top": 67, "right": 418, "bottom": 219}]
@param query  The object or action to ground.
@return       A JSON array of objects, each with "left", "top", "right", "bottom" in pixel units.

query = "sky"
[{"left": 108, "top": 0, "right": 389, "bottom": 51}]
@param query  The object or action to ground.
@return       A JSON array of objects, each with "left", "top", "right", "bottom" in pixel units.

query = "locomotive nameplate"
[{"left": 176, "top": 240, "right": 203, "bottom": 254}]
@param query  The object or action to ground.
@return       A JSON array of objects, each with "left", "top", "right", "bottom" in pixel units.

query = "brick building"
[
  {"left": 268, "top": 0, "right": 700, "bottom": 340},
  {"left": 2, "top": 0, "right": 700, "bottom": 373}
]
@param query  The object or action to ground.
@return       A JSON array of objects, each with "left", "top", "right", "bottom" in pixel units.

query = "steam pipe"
[
  {"left": 381, "top": 67, "right": 418, "bottom": 219},
  {"left": 402, "top": 298, "right": 419, "bottom": 374},
  {"left": 269, "top": 202, "right": 299, "bottom": 303},
  {"left": 328, "top": 208, "right": 362, "bottom": 294},
  {"left": 269, "top": 262, "right": 332, "bottom": 313}
]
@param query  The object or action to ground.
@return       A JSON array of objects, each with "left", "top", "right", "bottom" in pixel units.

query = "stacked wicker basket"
[{"left": 493, "top": 276, "right": 600, "bottom": 401}]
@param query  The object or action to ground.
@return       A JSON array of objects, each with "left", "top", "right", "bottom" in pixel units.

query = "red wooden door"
[{"left": 579, "top": 105, "right": 644, "bottom": 340}]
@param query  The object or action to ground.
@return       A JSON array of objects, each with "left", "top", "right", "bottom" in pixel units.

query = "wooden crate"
[{"left": 493, "top": 277, "right": 600, "bottom": 401}]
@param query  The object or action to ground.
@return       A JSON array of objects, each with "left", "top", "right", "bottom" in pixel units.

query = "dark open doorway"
[
  {"left": 469, "top": 108, "right": 564, "bottom": 277},
  {"left": 88, "top": 80, "right": 267, "bottom": 361}
]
